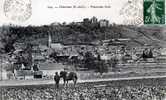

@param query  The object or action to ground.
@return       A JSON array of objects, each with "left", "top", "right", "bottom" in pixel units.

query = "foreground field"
[{"left": 1, "top": 77, "right": 166, "bottom": 100}]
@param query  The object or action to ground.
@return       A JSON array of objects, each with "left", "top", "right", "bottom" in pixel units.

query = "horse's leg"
[
  {"left": 63, "top": 79, "right": 66, "bottom": 87},
  {"left": 73, "top": 80, "right": 75, "bottom": 86},
  {"left": 66, "top": 80, "right": 68, "bottom": 87},
  {"left": 73, "top": 78, "right": 77, "bottom": 87}
]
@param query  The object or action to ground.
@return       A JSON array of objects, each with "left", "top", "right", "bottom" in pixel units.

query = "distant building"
[
  {"left": 160, "top": 48, "right": 166, "bottom": 55},
  {"left": 33, "top": 55, "right": 45, "bottom": 63},
  {"left": 50, "top": 22, "right": 60, "bottom": 26},
  {"left": 48, "top": 32, "right": 64, "bottom": 50},
  {"left": 50, "top": 43, "right": 64, "bottom": 50},
  {"left": 14, "top": 43, "right": 26, "bottom": 50},
  {"left": 39, "top": 45, "right": 49, "bottom": 52},
  {"left": 91, "top": 16, "right": 98, "bottom": 23},
  {"left": 83, "top": 18, "right": 90, "bottom": 22},
  {"left": 74, "top": 22, "right": 82, "bottom": 26},
  {"left": 83, "top": 18, "right": 91, "bottom": 25},
  {"left": 102, "top": 38, "right": 130, "bottom": 46},
  {"left": 117, "top": 38, "right": 131, "bottom": 41},
  {"left": 99, "top": 19, "right": 109, "bottom": 27},
  {"left": 15, "top": 70, "right": 34, "bottom": 80}
]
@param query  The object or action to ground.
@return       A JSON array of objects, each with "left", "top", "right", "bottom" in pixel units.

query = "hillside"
[
  {"left": 0, "top": 24, "right": 166, "bottom": 53},
  {"left": 120, "top": 25, "right": 166, "bottom": 47}
]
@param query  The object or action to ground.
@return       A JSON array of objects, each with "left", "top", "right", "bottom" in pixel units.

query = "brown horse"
[{"left": 60, "top": 71, "right": 77, "bottom": 86}]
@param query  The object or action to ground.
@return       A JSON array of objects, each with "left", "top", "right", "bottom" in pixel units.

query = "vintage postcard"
[{"left": 0, "top": 0, "right": 166, "bottom": 100}]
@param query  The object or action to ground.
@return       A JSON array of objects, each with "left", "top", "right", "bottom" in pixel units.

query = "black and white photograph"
[{"left": 0, "top": 0, "right": 166, "bottom": 100}]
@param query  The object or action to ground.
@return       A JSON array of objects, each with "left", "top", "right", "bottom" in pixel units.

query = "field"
[
  {"left": 1, "top": 57, "right": 166, "bottom": 100},
  {"left": 1, "top": 77, "right": 166, "bottom": 100}
]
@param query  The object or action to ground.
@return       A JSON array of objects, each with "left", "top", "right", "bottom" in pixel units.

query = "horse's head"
[
  {"left": 60, "top": 71, "right": 63, "bottom": 78},
  {"left": 60, "top": 71, "right": 67, "bottom": 78}
]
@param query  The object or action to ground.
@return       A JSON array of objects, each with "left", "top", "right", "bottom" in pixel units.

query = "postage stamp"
[
  {"left": 119, "top": 0, "right": 143, "bottom": 25},
  {"left": 144, "top": 0, "right": 165, "bottom": 24},
  {"left": 3, "top": 0, "right": 32, "bottom": 22}
]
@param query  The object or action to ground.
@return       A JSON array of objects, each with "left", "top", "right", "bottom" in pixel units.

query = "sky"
[{"left": 0, "top": 0, "right": 144, "bottom": 26}]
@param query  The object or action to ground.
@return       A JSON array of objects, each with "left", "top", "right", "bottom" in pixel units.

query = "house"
[
  {"left": 83, "top": 18, "right": 91, "bottom": 25},
  {"left": 50, "top": 43, "right": 64, "bottom": 50},
  {"left": 160, "top": 48, "right": 166, "bottom": 55},
  {"left": 99, "top": 19, "right": 109, "bottom": 27},
  {"left": 15, "top": 70, "right": 34, "bottom": 80},
  {"left": 33, "top": 55, "right": 45, "bottom": 63}
]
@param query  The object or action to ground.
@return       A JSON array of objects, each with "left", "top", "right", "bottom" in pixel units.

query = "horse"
[{"left": 60, "top": 71, "right": 78, "bottom": 86}]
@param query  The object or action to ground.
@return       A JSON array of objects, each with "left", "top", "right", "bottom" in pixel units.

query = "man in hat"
[{"left": 54, "top": 72, "right": 60, "bottom": 89}]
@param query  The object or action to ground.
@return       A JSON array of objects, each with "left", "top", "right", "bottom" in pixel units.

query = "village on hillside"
[
  {"left": 0, "top": 17, "right": 166, "bottom": 81},
  {"left": 1, "top": 17, "right": 166, "bottom": 100}
]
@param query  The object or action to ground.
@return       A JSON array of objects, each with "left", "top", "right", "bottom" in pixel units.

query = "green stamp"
[{"left": 144, "top": 0, "right": 165, "bottom": 24}]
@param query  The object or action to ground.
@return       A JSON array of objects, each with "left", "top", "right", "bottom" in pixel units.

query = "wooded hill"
[{"left": 0, "top": 23, "right": 165, "bottom": 53}]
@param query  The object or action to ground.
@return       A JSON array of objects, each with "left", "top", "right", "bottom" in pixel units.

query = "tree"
[
  {"left": 0, "top": 26, "right": 17, "bottom": 53},
  {"left": 84, "top": 51, "right": 95, "bottom": 69}
]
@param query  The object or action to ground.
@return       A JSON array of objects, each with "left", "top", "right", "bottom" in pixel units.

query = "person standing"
[{"left": 54, "top": 72, "right": 60, "bottom": 89}]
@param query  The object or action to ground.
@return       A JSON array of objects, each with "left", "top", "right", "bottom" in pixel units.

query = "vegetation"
[{"left": 0, "top": 23, "right": 165, "bottom": 53}]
